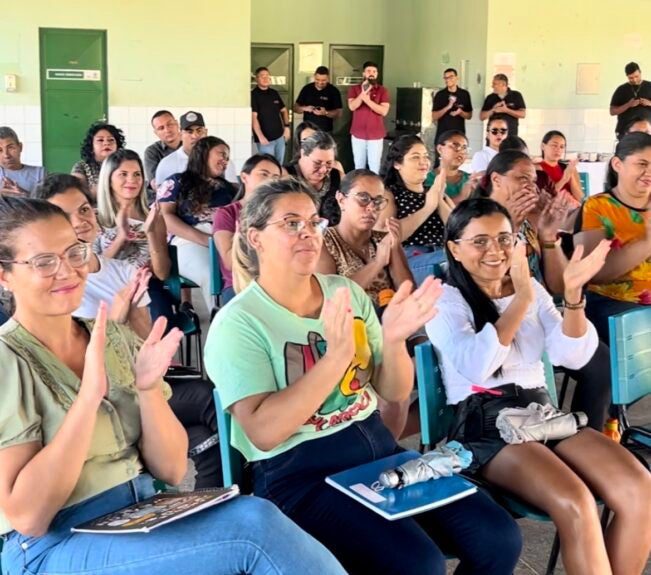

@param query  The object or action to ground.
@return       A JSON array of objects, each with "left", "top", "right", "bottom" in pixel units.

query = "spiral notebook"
[
  {"left": 71, "top": 486, "right": 240, "bottom": 534},
  {"left": 325, "top": 450, "right": 476, "bottom": 521}
]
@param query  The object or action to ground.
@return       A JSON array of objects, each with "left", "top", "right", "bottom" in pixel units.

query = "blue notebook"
[{"left": 325, "top": 450, "right": 477, "bottom": 521}]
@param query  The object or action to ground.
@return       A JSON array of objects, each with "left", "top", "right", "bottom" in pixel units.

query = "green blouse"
[{"left": 0, "top": 318, "right": 170, "bottom": 535}]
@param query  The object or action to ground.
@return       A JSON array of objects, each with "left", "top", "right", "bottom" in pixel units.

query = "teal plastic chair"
[
  {"left": 212, "top": 389, "right": 245, "bottom": 488},
  {"left": 608, "top": 308, "right": 651, "bottom": 449},
  {"left": 578, "top": 171, "right": 590, "bottom": 197},
  {"left": 209, "top": 237, "right": 223, "bottom": 316},
  {"left": 414, "top": 342, "right": 562, "bottom": 573}
]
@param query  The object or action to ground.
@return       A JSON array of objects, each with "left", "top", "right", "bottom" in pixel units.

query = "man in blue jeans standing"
[{"left": 251, "top": 67, "right": 290, "bottom": 163}]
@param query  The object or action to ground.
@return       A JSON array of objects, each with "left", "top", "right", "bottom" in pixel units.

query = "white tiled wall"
[
  {"left": 2, "top": 104, "right": 617, "bottom": 171},
  {"left": 0, "top": 105, "right": 253, "bottom": 172}
]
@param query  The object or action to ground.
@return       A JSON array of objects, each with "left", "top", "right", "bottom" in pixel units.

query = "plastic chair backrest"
[
  {"left": 209, "top": 237, "right": 223, "bottom": 298},
  {"left": 164, "top": 244, "right": 183, "bottom": 301},
  {"left": 212, "top": 388, "right": 244, "bottom": 487},
  {"left": 542, "top": 353, "right": 559, "bottom": 407},
  {"left": 609, "top": 307, "right": 651, "bottom": 405},
  {"left": 578, "top": 171, "right": 590, "bottom": 197},
  {"left": 415, "top": 342, "right": 455, "bottom": 448}
]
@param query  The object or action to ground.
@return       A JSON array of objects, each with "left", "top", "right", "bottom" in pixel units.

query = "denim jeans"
[
  {"left": 403, "top": 245, "right": 447, "bottom": 288},
  {"left": 252, "top": 412, "right": 522, "bottom": 575},
  {"left": 351, "top": 135, "right": 384, "bottom": 174},
  {"left": 257, "top": 136, "right": 286, "bottom": 164},
  {"left": 1, "top": 474, "right": 345, "bottom": 575}
]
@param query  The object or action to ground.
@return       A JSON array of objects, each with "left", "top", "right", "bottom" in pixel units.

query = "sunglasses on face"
[{"left": 489, "top": 128, "right": 508, "bottom": 135}]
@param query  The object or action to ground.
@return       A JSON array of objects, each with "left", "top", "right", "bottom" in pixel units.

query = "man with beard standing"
[{"left": 347, "top": 61, "right": 390, "bottom": 173}]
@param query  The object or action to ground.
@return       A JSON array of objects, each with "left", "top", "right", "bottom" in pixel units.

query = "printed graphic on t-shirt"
[{"left": 284, "top": 318, "right": 374, "bottom": 431}]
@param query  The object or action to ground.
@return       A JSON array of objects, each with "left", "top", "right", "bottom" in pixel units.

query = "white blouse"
[
  {"left": 470, "top": 146, "right": 498, "bottom": 173},
  {"left": 425, "top": 281, "right": 598, "bottom": 405}
]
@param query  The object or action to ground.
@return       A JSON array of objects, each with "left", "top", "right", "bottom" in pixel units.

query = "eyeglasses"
[
  {"left": 348, "top": 191, "right": 388, "bottom": 211},
  {"left": 489, "top": 128, "right": 508, "bottom": 135},
  {"left": 443, "top": 75, "right": 456, "bottom": 80},
  {"left": 266, "top": 216, "right": 329, "bottom": 235},
  {"left": 454, "top": 233, "right": 516, "bottom": 251},
  {"left": 309, "top": 160, "right": 335, "bottom": 171},
  {"left": 443, "top": 143, "right": 471, "bottom": 153},
  {"left": 0, "top": 243, "right": 91, "bottom": 278}
]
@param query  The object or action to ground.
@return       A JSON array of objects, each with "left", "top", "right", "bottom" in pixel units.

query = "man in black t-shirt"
[
  {"left": 431, "top": 68, "right": 473, "bottom": 144},
  {"left": 294, "top": 66, "right": 343, "bottom": 132},
  {"left": 480, "top": 74, "right": 526, "bottom": 136},
  {"left": 610, "top": 62, "right": 651, "bottom": 138},
  {"left": 251, "top": 66, "right": 290, "bottom": 163}
]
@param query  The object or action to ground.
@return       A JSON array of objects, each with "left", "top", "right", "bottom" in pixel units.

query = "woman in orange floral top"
[{"left": 574, "top": 132, "right": 651, "bottom": 340}]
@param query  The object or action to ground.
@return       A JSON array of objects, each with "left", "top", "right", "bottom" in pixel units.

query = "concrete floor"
[{"left": 193, "top": 298, "right": 651, "bottom": 575}]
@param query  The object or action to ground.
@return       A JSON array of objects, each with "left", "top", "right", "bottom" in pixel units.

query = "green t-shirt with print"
[{"left": 205, "top": 274, "right": 383, "bottom": 462}]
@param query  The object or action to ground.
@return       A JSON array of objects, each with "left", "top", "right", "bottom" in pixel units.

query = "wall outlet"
[{"left": 4, "top": 74, "right": 17, "bottom": 92}]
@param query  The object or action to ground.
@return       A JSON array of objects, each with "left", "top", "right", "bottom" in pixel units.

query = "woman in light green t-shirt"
[
  {"left": 0, "top": 196, "right": 346, "bottom": 575},
  {"left": 205, "top": 177, "right": 523, "bottom": 575}
]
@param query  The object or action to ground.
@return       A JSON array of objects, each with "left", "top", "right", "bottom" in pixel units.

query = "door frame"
[
  {"left": 39, "top": 27, "right": 108, "bottom": 169},
  {"left": 328, "top": 43, "right": 385, "bottom": 85}
]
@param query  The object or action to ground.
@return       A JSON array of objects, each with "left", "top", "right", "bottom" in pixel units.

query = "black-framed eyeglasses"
[
  {"left": 489, "top": 128, "right": 508, "bottom": 135},
  {"left": 443, "top": 143, "right": 471, "bottom": 153},
  {"left": 454, "top": 233, "right": 516, "bottom": 251},
  {"left": 266, "top": 216, "right": 329, "bottom": 235},
  {"left": 348, "top": 191, "right": 388, "bottom": 211},
  {"left": 0, "top": 242, "right": 92, "bottom": 277}
]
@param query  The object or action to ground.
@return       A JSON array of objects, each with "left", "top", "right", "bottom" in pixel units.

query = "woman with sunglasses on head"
[
  {"left": 206, "top": 177, "right": 522, "bottom": 575},
  {"left": 536, "top": 131, "right": 583, "bottom": 204},
  {"left": 379, "top": 134, "right": 454, "bottom": 287},
  {"left": 574, "top": 132, "right": 651, "bottom": 342},
  {"left": 0, "top": 195, "right": 348, "bottom": 575},
  {"left": 427, "top": 197, "right": 651, "bottom": 575},
  {"left": 213, "top": 153, "right": 282, "bottom": 304},
  {"left": 71, "top": 122, "right": 126, "bottom": 200},
  {"left": 470, "top": 114, "right": 509, "bottom": 173},
  {"left": 157, "top": 136, "right": 236, "bottom": 312},
  {"left": 285, "top": 131, "right": 342, "bottom": 225}
]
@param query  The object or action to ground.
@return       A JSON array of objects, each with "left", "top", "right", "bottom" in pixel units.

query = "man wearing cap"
[
  {"left": 144, "top": 110, "right": 182, "bottom": 192},
  {"left": 155, "top": 111, "right": 207, "bottom": 186},
  {"left": 347, "top": 61, "right": 390, "bottom": 173},
  {"left": 251, "top": 66, "right": 290, "bottom": 163}
]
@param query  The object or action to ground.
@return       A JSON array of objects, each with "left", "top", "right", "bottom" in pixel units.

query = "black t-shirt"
[
  {"left": 295, "top": 83, "right": 343, "bottom": 132},
  {"left": 432, "top": 87, "right": 473, "bottom": 139},
  {"left": 610, "top": 80, "right": 651, "bottom": 135},
  {"left": 481, "top": 89, "right": 526, "bottom": 136},
  {"left": 251, "top": 87, "right": 286, "bottom": 142}
]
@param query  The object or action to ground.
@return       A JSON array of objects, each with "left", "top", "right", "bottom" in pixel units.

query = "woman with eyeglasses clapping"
[
  {"left": 317, "top": 169, "right": 413, "bottom": 312},
  {"left": 471, "top": 114, "right": 509, "bottom": 173}
]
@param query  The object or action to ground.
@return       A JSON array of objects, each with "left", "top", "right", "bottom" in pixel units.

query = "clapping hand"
[
  {"left": 381, "top": 277, "right": 443, "bottom": 344},
  {"left": 79, "top": 302, "right": 109, "bottom": 404},
  {"left": 505, "top": 187, "right": 538, "bottom": 228},
  {"left": 321, "top": 287, "right": 355, "bottom": 366},
  {"left": 563, "top": 241, "right": 611, "bottom": 296},
  {"left": 537, "top": 191, "right": 570, "bottom": 241},
  {"left": 135, "top": 317, "right": 184, "bottom": 392},
  {"left": 116, "top": 206, "right": 131, "bottom": 240},
  {"left": 0, "top": 177, "right": 23, "bottom": 196},
  {"left": 110, "top": 268, "right": 152, "bottom": 323},
  {"left": 144, "top": 202, "right": 166, "bottom": 238},
  {"left": 509, "top": 242, "right": 534, "bottom": 303}
]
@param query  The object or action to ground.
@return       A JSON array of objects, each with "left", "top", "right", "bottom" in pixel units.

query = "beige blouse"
[
  {"left": 322, "top": 227, "right": 394, "bottom": 306},
  {"left": 0, "top": 318, "right": 171, "bottom": 535}
]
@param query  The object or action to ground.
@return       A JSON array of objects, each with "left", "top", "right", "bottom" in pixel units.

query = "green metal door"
[
  {"left": 40, "top": 28, "right": 108, "bottom": 173},
  {"left": 251, "top": 43, "right": 294, "bottom": 161},
  {"left": 329, "top": 45, "right": 384, "bottom": 172}
]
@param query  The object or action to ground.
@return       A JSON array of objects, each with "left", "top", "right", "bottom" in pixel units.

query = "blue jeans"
[
  {"left": 252, "top": 412, "right": 522, "bottom": 575},
  {"left": 1, "top": 474, "right": 345, "bottom": 575},
  {"left": 403, "top": 245, "right": 447, "bottom": 288},
  {"left": 585, "top": 290, "right": 640, "bottom": 343},
  {"left": 257, "top": 136, "right": 286, "bottom": 164}
]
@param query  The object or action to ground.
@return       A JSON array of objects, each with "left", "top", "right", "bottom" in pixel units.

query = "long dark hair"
[
  {"left": 607, "top": 132, "right": 651, "bottom": 191},
  {"left": 79, "top": 122, "right": 126, "bottom": 166},
  {"left": 485, "top": 113, "right": 509, "bottom": 146},
  {"left": 445, "top": 198, "right": 514, "bottom": 374},
  {"left": 381, "top": 134, "right": 425, "bottom": 189},
  {"left": 434, "top": 129, "right": 468, "bottom": 169},
  {"left": 234, "top": 153, "right": 282, "bottom": 201},
  {"left": 540, "top": 130, "right": 566, "bottom": 161},
  {"left": 473, "top": 150, "right": 531, "bottom": 198},
  {"left": 179, "top": 136, "right": 230, "bottom": 212},
  {"left": 292, "top": 121, "right": 320, "bottom": 161}
]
